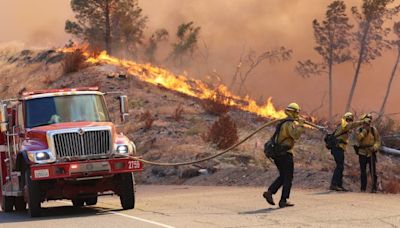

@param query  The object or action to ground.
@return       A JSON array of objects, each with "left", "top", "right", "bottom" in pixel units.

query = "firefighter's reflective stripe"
[{"left": 0, "top": 145, "right": 7, "bottom": 151}]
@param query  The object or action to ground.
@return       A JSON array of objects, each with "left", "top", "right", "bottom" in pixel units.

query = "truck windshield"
[{"left": 25, "top": 94, "right": 110, "bottom": 128}]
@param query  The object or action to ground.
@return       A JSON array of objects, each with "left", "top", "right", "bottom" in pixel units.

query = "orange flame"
[{"left": 60, "top": 47, "right": 287, "bottom": 119}]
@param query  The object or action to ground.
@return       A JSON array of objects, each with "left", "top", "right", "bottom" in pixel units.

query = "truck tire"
[
  {"left": 14, "top": 196, "right": 27, "bottom": 211},
  {"left": 72, "top": 199, "right": 84, "bottom": 207},
  {"left": 25, "top": 170, "right": 42, "bottom": 217},
  {"left": 118, "top": 173, "right": 135, "bottom": 210},
  {"left": 85, "top": 196, "right": 98, "bottom": 206},
  {"left": 1, "top": 195, "right": 14, "bottom": 212}
]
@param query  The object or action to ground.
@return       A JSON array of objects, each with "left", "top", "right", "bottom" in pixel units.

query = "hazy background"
[{"left": 0, "top": 0, "right": 399, "bottom": 118}]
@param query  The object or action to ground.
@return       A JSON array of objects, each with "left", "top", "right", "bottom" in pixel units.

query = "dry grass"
[
  {"left": 140, "top": 110, "right": 155, "bottom": 130},
  {"left": 63, "top": 49, "right": 86, "bottom": 74},
  {"left": 203, "top": 114, "right": 239, "bottom": 150},
  {"left": 383, "top": 179, "right": 400, "bottom": 194},
  {"left": 172, "top": 104, "right": 184, "bottom": 121}
]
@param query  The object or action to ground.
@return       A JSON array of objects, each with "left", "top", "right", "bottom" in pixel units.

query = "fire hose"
[{"left": 123, "top": 119, "right": 327, "bottom": 166}]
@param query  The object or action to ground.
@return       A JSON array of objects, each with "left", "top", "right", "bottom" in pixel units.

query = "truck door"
[{"left": 0, "top": 114, "right": 7, "bottom": 198}]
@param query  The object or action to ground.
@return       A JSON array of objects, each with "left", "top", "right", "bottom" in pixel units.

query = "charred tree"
[
  {"left": 65, "top": 0, "right": 147, "bottom": 56},
  {"left": 145, "top": 29, "right": 169, "bottom": 63},
  {"left": 345, "top": 0, "right": 399, "bottom": 112},
  {"left": 234, "top": 47, "right": 292, "bottom": 96},
  {"left": 169, "top": 22, "right": 201, "bottom": 67},
  {"left": 104, "top": 0, "right": 112, "bottom": 55},
  {"left": 297, "top": 1, "right": 352, "bottom": 121},
  {"left": 379, "top": 22, "right": 400, "bottom": 117}
]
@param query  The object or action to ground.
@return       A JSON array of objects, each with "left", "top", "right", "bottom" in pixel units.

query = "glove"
[
  {"left": 373, "top": 145, "right": 380, "bottom": 152},
  {"left": 295, "top": 119, "right": 305, "bottom": 126}
]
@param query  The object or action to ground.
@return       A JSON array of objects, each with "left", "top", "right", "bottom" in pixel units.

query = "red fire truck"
[{"left": 0, "top": 87, "right": 142, "bottom": 217}]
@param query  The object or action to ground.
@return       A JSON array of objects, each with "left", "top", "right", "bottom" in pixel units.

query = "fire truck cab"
[{"left": 0, "top": 87, "right": 142, "bottom": 217}]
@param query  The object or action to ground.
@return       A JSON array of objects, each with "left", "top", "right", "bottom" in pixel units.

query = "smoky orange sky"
[{"left": 0, "top": 0, "right": 399, "bottom": 118}]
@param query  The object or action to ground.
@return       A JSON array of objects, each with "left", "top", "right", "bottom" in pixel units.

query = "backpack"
[
  {"left": 264, "top": 119, "right": 293, "bottom": 159},
  {"left": 324, "top": 126, "right": 349, "bottom": 150}
]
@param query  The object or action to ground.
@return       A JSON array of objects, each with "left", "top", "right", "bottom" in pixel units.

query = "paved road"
[{"left": 1, "top": 185, "right": 400, "bottom": 228}]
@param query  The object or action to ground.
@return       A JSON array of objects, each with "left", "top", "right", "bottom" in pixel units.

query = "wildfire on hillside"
[{"left": 60, "top": 46, "right": 287, "bottom": 119}]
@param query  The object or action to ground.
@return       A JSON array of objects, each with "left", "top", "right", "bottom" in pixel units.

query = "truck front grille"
[{"left": 52, "top": 130, "right": 112, "bottom": 158}]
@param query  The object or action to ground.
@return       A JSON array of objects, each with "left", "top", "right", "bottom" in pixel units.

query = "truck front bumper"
[{"left": 30, "top": 157, "right": 143, "bottom": 181}]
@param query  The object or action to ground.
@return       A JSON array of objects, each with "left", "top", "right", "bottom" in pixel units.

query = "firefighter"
[
  {"left": 329, "top": 112, "right": 365, "bottom": 191},
  {"left": 263, "top": 103, "right": 305, "bottom": 208},
  {"left": 354, "top": 114, "right": 381, "bottom": 193}
]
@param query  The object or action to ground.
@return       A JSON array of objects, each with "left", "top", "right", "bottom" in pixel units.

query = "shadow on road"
[
  {"left": 0, "top": 205, "right": 125, "bottom": 224},
  {"left": 239, "top": 207, "right": 280, "bottom": 215},
  {"left": 309, "top": 190, "right": 349, "bottom": 195},
  {"left": 310, "top": 191, "right": 335, "bottom": 195}
]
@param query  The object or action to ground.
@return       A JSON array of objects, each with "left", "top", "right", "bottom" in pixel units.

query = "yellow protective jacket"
[
  {"left": 334, "top": 120, "right": 364, "bottom": 150},
  {"left": 355, "top": 126, "right": 381, "bottom": 157},
  {"left": 276, "top": 119, "right": 304, "bottom": 154}
]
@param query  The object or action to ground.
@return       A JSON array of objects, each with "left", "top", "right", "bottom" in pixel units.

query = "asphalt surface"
[{"left": 1, "top": 185, "right": 400, "bottom": 228}]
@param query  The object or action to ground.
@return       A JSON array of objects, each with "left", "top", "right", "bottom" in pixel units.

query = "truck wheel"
[
  {"left": 118, "top": 173, "right": 135, "bottom": 210},
  {"left": 25, "top": 170, "right": 42, "bottom": 217},
  {"left": 85, "top": 197, "right": 98, "bottom": 206},
  {"left": 71, "top": 199, "right": 84, "bottom": 207},
  {"left": 1, "top": 195, "right": 14, "bottom": 212},
  {"left": 14, "top": 196, "right": 27, "bottom": 211}
]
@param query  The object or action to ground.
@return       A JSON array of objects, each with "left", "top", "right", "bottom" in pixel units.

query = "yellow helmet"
[
  {"left": 285, "top": 103, "right": 301, "bottom": 113},
  {"left": 343, "top": 112, "right": 354, "bottom": 121}
]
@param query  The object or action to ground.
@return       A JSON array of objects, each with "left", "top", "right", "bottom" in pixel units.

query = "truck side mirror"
[
  {"left": 119, "top": 95, "right": 129, "bottom": 123},
  {"left": 0, "top": 103, "right": 8, "bottom": 132}
]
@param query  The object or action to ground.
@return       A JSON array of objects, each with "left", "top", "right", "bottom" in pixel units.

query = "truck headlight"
[
  {"left": 114, "top": 141, "right": 136, "bottom": 155},
  {"left": 27, "top": 150, "right": 55, "bottom": 164},
  {"left": 36, "top": 151, "right": 50, "bottom": 160},
  {"left": 116, "top": 145, "right": 129, "bottom": 154}
]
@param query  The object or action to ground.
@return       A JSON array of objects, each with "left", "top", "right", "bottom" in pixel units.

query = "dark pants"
[
  {"left": 268, "top": 153, "right": 294, "bottom": 202},
  {"left": 331, "top": 147, "right": 344, "bottom": 187},
  {"left": 359, "top": 154, "right": 377, "bottom": 191}
]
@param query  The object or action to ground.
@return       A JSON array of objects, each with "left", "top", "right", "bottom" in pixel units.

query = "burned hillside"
[{"left": 1, "top": 47, "right": 399, "bottom": 193}]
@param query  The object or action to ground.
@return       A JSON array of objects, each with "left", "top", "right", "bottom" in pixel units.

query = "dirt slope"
[{"left": 0, "top": 47, "right": 399, "bottom": 193}]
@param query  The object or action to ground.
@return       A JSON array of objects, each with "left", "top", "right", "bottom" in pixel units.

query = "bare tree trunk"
[
  {"left": 237, "top": 77, "right": 246, "bottom": 96},
  {"left": 345, "top": 23, "right": 370, "bottom": 112},
  {"left": 230, "top": 63, "right": 241, "bottom": 90},
  {"left": 104, "top": 0, "right": 112, "bottom": 55},
  {"left": 328, "top": 61, "right": 333, "bottom": 120},
  {"left": 229, "top": 47, "right": 245, "bottom": 90},
  {"left": 327, "top": 39, "right": 334, "bottom": 121},
  {"left": 379, "top": 48, "right": 400, "bottom": 117}
]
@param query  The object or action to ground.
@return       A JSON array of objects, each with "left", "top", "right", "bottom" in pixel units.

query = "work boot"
[
  {"left": 370, "top": 189, "right": 377, "bottom": 193},
  {"left": 338, "top": 186, "right": 349, "bottom": 192},
  {"left": 329, "top": 185, "right": 343, "bottom": 191},
  {"left": 279, "top": 201, "right": 294, "bottom": 208},
  {"left": 263, "top": 191, "right": 275, "bottom": 205}
]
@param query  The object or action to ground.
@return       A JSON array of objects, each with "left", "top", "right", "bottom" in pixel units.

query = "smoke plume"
[{"left": 0, "top": 0, "right": 399, "bottom": 118}]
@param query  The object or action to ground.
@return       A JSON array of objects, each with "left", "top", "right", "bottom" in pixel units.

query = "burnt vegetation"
[
  {"left": 203, "top": 114, "right": 239, "bottom": 150},
  {"left": 140, "top": 110, "right": 155, "bottom": 130},
  {"left": 384, "top": 179, "right": 400, "bottom": 194},
  {"left": 63, "top": 49, "right": 86, "bottom": 74}
]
